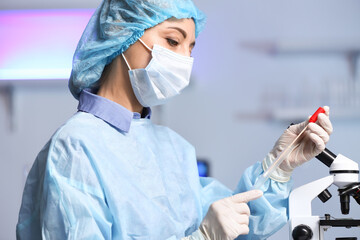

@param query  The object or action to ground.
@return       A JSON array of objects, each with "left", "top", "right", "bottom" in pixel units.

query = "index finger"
[{"left": 231, "top": 190, "right": 263, "bottom": 203}]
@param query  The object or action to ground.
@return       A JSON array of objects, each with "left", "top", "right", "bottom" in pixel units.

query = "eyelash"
[{"left": 166, "top": 38, "right": 179, "bottom": 47}]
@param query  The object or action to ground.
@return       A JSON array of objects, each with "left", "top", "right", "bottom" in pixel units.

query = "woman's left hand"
[{"left": 271, "top": 106, "right": 333, "bottom": 173}]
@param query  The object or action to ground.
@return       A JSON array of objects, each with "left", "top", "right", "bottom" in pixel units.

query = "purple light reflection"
[{"left": 0, "top": 9, "right": 94, "bottom": 79}]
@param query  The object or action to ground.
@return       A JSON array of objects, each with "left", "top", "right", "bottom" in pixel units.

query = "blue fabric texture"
[
  {"left": 17, "top": 112, "right": 203, "bottom": 239},
  {"left": 236, "top": 162, "right": 293, "bottom": 240},
  {"left": 68, "top": 0, "right": 206, "bottom": 99},
  {"left": 17, "top": 123, "right": 290, "bottom": 239},
  {"left": 17, "top": 91, "right": 291, "bottom": 239}
]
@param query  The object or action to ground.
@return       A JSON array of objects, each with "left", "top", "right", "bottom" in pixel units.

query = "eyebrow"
[
  {"left": 167, "top": 26, "right": 196, "bottom": 48},
  {"left": 168, "top": 27, "right": 187, "bottom": 39}
]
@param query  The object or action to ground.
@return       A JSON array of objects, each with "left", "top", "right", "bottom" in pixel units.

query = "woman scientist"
[{"left": 16, "top": 0, "right": 333, "bottom": 239}]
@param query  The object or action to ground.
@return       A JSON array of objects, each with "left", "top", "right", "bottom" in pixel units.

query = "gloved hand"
[
  {"left": 263, "top": 106, "right": 333, "bottom": 182},
  {"left": 198, "top": 190, "right": 263, "bottom": 240}
]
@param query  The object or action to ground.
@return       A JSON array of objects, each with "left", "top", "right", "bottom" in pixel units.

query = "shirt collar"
[{"left": 77, "top": 89, "right": 151, "bottom": 133}]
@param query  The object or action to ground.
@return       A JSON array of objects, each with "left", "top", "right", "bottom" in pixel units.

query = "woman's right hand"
[{"left": 199, "top": 190, "right": 263, "bottom": 240}]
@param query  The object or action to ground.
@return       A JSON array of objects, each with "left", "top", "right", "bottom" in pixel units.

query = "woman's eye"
[{"left": 166, "top": 38, "right": 179, "bottom": 47}]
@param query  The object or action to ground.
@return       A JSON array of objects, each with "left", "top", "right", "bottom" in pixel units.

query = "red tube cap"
[{"left": 309, "top": 107, "right": 325, "bottom": 123}]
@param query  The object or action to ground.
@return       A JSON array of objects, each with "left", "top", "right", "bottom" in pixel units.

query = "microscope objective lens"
[{"left": 340, "top": 194, "right": 350, "bottom": 215}]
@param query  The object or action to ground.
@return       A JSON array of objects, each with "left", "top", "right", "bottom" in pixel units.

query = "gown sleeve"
[
  {"left": 198, "top": 161, "right": 292, "bottom": 240},
  {"left": 16, "top": 134, "right": 113, "bottom": 240}
]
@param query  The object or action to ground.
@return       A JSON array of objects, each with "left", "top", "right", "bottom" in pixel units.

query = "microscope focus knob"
[{"left": 292, "top": 224, "right": 313, "bottom": 240}]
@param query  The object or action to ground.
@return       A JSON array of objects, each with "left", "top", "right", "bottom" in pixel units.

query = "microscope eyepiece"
[{"left": 316, "top": 148, "right": 337, "bottom": 167}]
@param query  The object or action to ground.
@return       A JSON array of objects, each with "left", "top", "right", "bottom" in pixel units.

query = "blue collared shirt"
[{"left": 77, "top": 89, "right": 151, "bottom": 133}]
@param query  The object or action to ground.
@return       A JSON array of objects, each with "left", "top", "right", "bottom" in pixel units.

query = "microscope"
[{"left": 289, "top": 148, "right": 360, "bottom": 240}]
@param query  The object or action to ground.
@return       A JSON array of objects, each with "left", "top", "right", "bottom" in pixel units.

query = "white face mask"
[{"left": 122, "top": 38, "right": 194, "bottom": 107}]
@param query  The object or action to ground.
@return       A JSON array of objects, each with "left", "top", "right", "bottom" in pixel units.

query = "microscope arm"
[
  {"left": 289, "top": 176, "right": 334, "bottom": 240},
  {"left": 289, "top": 175, "right": 334, "bottom": 218}
]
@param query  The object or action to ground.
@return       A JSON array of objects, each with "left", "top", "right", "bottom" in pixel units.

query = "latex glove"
[
  {"left": 198, "top": 190, "right": 263, "bottom": 240},
  {"left": 264, "top": 106, "right": 333, "bottom": 182}
]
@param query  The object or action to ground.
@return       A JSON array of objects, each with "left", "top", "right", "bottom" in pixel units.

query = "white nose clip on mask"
[{"left": 122, "top": 38, "right": 194, "bottom": 107}]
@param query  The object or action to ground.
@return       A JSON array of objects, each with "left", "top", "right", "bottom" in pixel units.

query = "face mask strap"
[
  {"left": 138, "top": 38, "right": 153, "bottom": 52},
  {"left": 122, "top": 53, "right": 132, "bottom": 70},
  {"left": 122, "top": 38, "right": 152, "bottom": 71}
]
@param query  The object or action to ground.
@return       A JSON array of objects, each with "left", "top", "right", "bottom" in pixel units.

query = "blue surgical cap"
[{"left": 69, "top": 0, "right": 206, "bottom": 99}]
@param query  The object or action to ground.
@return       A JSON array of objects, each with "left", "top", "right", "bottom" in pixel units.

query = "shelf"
[
  {"left": 241, "top": 40, "right": 360, "bottom": 55},
  {"left": 235, "top": 107, "right": 360, "bottom": 123},
  {"left": 241, "top": 39, "right": 360, "bottom": 82}
]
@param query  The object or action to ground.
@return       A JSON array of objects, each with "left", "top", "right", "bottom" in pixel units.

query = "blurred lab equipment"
[
  {"left": 197, "top": 159, "right": 210, "bottom": 177},
  {"left": 289, "top": 148, "right": 360, "bottom": 240}
]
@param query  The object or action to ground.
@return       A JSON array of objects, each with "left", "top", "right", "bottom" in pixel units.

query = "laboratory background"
[{"left": 1, "top": 0, "right": 360, "bottom": 239}]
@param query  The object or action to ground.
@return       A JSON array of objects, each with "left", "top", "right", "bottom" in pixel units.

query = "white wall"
[{"left": 1, "top": 0, "right": 360, "bottom": 239}]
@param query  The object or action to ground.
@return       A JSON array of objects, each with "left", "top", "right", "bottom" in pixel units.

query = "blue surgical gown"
[{"left": 16, "top": 90, "right": 292, "bottom": 240}]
